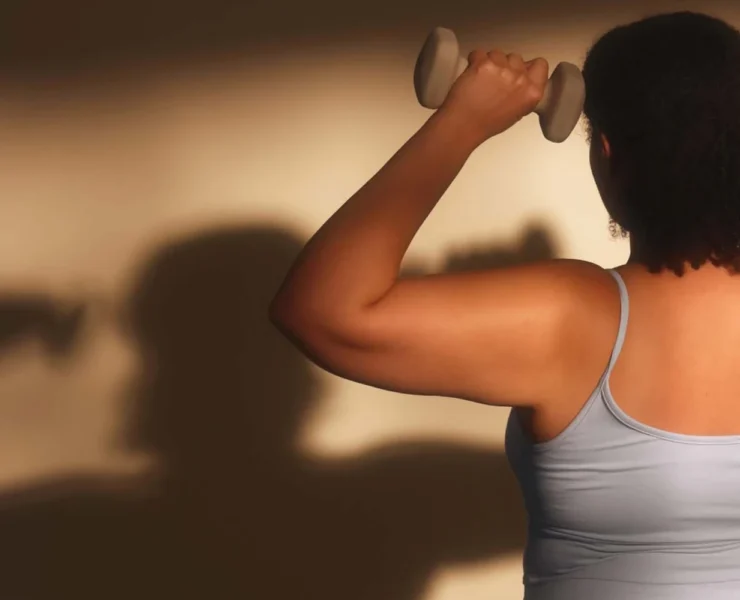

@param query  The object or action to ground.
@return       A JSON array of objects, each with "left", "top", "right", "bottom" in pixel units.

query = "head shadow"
[{"left": 0, "top": 220, "right": 560, "bottom": 599}]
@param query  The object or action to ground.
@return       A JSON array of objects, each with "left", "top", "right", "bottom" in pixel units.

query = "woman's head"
[{"left": 583, "top": 11, "right": 740, "bottom": 274}]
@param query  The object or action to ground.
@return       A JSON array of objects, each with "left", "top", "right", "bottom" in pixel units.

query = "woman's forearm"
[{"left": 271, "top": 109, "right": 481, "bottom": 323}]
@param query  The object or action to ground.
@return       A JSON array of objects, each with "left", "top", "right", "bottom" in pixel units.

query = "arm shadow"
[{"left": 0, "top": 221, "right": 558, "bottom": 599}]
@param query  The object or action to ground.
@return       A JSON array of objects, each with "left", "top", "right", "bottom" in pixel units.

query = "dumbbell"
[{"left": 414, "top": 27, "right": 586, "bottom": 143}]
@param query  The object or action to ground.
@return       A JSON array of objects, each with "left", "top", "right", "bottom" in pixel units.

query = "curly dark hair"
[{"left": 582, "top": 11, "right": 740, "bottom": 275}]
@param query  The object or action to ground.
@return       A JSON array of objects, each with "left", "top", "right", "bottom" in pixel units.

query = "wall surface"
[{"left": 0, "top": 1, "right": 732, "bottom": 598}]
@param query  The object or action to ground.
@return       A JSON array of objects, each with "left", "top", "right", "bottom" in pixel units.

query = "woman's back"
[{"left": 508, "top": 265, "right": 740, "bottom": 599}]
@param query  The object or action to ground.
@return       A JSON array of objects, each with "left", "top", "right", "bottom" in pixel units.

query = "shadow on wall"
[
  {"left": 0, "top": 223, "right": 558, "bottom": 600},
  {"left": 1, "top": 0, "right": 619, "bottom": 84},
  {"left": 403, "top": 223, "right": 558, "bottom": 277},
  {"left": 0, "top": 296, "right": 88, "bottom": 361}
]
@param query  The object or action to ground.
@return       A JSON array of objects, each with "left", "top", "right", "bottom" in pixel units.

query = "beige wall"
[{"left": 0, "top": 1, "right": 732, "bottom": 598}]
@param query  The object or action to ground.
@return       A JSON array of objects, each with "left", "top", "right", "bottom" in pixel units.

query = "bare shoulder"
[
  {"left": 530, "top": 257, "right": 623, "bottom": 348},
  {"left": 503, "top": 257, "right": 623, "bottom": 374},
  {"left": 518, "top": 257, "right": 619, "bottom": 294},
  {"left": 470, "top": 257, "right": 621, "bottom": 328},
  {"left": 554, "top": 259, "right": 622, "bottom": 332}
]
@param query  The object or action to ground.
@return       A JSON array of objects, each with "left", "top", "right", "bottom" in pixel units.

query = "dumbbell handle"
[
  {"left": 443, "top": 54, "right": 557, "bottom": 117},
  {"left": 414, "top": 27, "right": 585, "bottom": 143}
]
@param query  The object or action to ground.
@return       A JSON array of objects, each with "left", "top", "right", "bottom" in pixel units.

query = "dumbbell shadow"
[
  {"left": 402, "top": 222, "right": 558, "bottom": 277},
  {"left": 0, "top": 295, "right": 88, "bottom": 360},
  {"left": 0, "top": 222, "right": 557, "bottom": 600}
]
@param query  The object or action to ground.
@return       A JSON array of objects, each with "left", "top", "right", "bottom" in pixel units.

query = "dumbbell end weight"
[
  {"left": 414, "top": 27, "right": 586, "bottom": 143},
  {"left": 414, "top": 27, "right": 466, "bottom": 109},
  {"left": 536, "top": 62, "right": 586, "bottom": 143}
]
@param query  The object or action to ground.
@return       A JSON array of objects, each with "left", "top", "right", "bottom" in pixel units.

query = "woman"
[{"left": 271, "top": 11, "right": 740, "bottom": 599}]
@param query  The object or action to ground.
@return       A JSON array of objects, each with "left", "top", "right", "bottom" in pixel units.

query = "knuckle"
[
  {"left": 526, "top": 84, "right": 545, "bottom": 104},
  {"left": 468, "top": 49, "right": 487, "bottom": 65},
  {"left": 477, "top": 59, "right": 498, "bottom": 74},
  {"left": 500, "top": 68, "right": 516, "bottom": 82},
  {"left": 487, "top": 49, "right": 507, "bottom": 64},
  {"left": 534, "top": 57, "right": 550, "bottom": 72},
  {"left": 467, "top": 50, "right": 480, "bottom": 63}
]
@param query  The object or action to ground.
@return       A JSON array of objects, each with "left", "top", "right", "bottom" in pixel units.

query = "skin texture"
[{"left": 270, "top": 49, "right": 620, "bottom": 412}]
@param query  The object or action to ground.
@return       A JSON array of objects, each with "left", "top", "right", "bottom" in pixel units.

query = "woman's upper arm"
[{"left": 272, "top": 259, "right": 619, "bottom": 407}]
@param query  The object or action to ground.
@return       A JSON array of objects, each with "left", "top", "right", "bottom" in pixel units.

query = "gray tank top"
[{"left": 505, "top": 269, "right": 740, "bottom": 599}]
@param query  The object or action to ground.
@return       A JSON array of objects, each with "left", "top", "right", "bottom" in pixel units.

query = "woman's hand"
[{"left": 440, "top": 49, "right": 549, "bottom": 145}]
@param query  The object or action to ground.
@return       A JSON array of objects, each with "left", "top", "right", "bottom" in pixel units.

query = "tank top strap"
[{"left": 605, "top": 269, "right": 630, "bottom": 374}]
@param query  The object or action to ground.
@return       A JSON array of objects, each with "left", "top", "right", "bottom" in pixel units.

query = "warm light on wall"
[{"left": 0, "top": 2, "right": 735, "bottom": 598}]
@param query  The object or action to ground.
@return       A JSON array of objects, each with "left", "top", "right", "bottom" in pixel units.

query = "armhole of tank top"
[{"left": 511, "top": 267, "right": 630, "bottom": 450}]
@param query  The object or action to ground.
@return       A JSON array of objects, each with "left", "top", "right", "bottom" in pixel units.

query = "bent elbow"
[
  {"left": 269, "top": 292, "right": 336, "bottom": 346},
  {"left": 269, "top": 293, "right": 373, "bottom": 360},
  {"left": 268, "top": 293, "right": 310, "bottom": 338}
]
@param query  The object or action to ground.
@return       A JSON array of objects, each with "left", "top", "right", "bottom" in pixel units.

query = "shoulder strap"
[{"left": 605, "top": 269, "right": 630, "bottom": 373}]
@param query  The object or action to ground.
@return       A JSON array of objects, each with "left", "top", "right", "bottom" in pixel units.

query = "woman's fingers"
[{"left": 507, "top": 53, "right": 526, "bottom": 72}]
